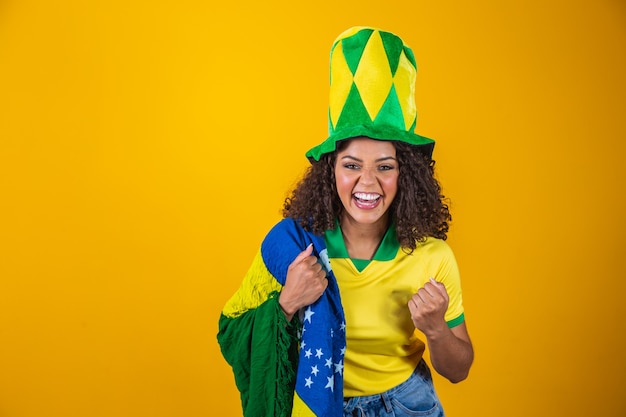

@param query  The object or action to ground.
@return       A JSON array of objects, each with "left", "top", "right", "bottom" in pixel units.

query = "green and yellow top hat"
[{"left": 306, "top": 26, "right": 435, "bottom": 161}]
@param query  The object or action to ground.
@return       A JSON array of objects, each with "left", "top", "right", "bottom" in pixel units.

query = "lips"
[{"left": 353, "top": 192, "right": 381, "bottom": 209}]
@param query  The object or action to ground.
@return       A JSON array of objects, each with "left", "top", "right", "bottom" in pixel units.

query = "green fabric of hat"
[{"left": 306, "top": 27, "right": 435, "bottom": 161}]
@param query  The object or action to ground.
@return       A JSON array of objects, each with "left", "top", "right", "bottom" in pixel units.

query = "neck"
[{"left": 339, "top": 215, "right": 389, "bottom": 260}]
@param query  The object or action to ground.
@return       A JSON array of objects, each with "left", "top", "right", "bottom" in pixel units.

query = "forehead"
[{"left": 337, "top": 137, "right": 396, "bottom": 156}]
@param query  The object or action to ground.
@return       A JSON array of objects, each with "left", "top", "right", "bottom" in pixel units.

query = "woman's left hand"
[
  {"left": 408, "top": 277, "right": 449, "bottom": 337},
  {"left": 408, "top": 277, "right": 474, "bottom": 383}
]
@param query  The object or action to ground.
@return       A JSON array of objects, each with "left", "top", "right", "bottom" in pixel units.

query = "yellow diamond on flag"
[
  {"left": 353, "top": 30, "right": 393, "bottom": 122},
  {"left": 393, "top": 50, "right": 417, "bottom": 130},
  {"left": 328, "top": 42, "right": 355, "bottom": 129}
]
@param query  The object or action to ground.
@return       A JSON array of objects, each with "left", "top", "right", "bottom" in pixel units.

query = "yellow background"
[{"left": 1, "top": 0, "right": 625, "bottom": 416}]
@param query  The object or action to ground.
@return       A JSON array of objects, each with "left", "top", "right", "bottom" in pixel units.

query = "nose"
[{"left": 358, "top": 167, "right": 377, "bottom": 186}]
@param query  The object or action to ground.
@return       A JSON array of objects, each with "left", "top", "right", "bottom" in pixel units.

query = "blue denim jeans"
[{"left": 342, "top": 361, "right": 445, "bottom": 417}]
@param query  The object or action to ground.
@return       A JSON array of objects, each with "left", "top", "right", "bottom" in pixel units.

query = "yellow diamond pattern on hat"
[
  {"left": 305, "top": 27, "right": 435, "bottom": 162},
  {"left": 329, "top": 42, "right": 354, "bottom": 130},
  {"left": 353, "top": 30, "right": 393, "bottom": 122},
  {"left": 393, "top": 51, "right": 417, "bottom": 130}
]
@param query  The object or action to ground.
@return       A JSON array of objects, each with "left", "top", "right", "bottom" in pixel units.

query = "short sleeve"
[{"left": 432, "top": 241, "right": 465, "bottom": 327}]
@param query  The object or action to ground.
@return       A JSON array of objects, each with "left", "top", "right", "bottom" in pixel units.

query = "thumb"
[
  {"left": 292, "top": 243, "right": 314, "bottom": 265},
  {"left": 430, "top": 277, "right": 448, "bottom": 297}
]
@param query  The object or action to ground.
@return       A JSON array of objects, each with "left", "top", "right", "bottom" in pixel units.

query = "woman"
[{"left": 218, "top": 27, "right": 473, "bottom": 417}]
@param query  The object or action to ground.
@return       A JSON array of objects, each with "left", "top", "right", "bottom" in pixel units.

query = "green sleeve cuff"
[{"left": 446, "top": 312, "right": 465, "bottom": 328}]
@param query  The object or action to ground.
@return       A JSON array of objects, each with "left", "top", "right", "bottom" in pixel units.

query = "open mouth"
[{"left": 353, "top": 192, "right": 381, "bottom": 208}]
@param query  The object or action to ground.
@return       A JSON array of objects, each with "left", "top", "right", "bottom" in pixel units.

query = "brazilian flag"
[{"left": 218, "top": 219, "right": 346, "bottom": 416}]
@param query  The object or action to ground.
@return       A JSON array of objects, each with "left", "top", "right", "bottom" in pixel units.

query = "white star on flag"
[
  {"left": 311, "top": 365, "right": 319, "bottom": 376},
  {"left": 334, "top": 361, "right": 344, "bottom": 375},
  {"left": 325, "top": 375, "right": 334, "bottom": 392},
  {"left": 305, "top": 377, "right": 313, "bottom": 388},
  {"left": 325, "top": 358, "right": 332, "bottom": 368},
  {"left": 303, "top": 306, "right": 315, "bottom": 323},
  {"left": 315, "top": 348, "right": 324, "bottom": 359},
  {"left": 304, "top": 349, "right": 312, "bottom": 359}
]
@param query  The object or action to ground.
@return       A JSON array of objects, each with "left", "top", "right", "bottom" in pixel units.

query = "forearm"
[{"left": 425, "top": 325, "right": 474, "bottom": 383}]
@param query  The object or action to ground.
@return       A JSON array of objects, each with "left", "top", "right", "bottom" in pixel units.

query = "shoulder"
[
  {"left": 410, "top": 237, "right": 459, "bottom": 272},
  {"left": 260, "top": 218, "right": 313, "bottom": 283},
  {"left": 262, "top": 218, "right": 307, "bottom": 250},
  {"left": 414, "top": 238, "right": 462, "bottom": 282},
  {"left": 414, "top": 237, "right": 455, "bottom": 258}
]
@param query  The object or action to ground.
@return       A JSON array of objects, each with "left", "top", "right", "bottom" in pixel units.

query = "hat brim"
[{"left": 305, "top": 125, "right": 435, "bottom": 162}]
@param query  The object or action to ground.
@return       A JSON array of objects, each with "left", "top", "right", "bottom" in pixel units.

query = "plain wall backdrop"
[{"left": 1, "top": 0, "right": 625, "bottom": 416}]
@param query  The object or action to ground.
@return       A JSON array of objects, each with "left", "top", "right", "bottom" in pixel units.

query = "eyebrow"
[{"left": 340, "top": 155, "right": 397, "bottom": 163}]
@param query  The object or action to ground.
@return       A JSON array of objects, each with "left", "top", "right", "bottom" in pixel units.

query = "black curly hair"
[{"left": 282, "top": 139, "right": 451, "bottom": 253}]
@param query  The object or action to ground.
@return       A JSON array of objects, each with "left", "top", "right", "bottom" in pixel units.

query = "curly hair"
[{"left": 282, "top": 140, "right": 451, "bottom": 252}]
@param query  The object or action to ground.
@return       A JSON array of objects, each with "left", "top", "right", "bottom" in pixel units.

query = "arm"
[
  {"left": 423, "top": 320, "right": 473, "bottom": 383},
  {"left": 408, "top": 278, "right": 474, "bottom": 383}
]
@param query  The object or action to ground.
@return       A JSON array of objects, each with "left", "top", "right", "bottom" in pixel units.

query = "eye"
[
  {"left": 343, "top": 163, "right": 360, "bottom": 170},
  {"left": 378, "top": 164, "right": 396, "bottom": 171}
]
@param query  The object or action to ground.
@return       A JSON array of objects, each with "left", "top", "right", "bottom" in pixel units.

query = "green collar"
[{"left": 324, "top": 219, "right": 400, "bottom": 271}]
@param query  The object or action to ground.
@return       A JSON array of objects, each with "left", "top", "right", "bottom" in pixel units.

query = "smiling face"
[{"left": 334, "top": 137, "right": 399, "bottom": 230}]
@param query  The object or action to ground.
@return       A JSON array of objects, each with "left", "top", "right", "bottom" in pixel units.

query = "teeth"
[{"left": 354, "top": 192, "right": 380, "bottom": 201}]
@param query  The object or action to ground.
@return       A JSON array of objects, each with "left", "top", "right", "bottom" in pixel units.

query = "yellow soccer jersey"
[{"left": 324, "top": 224, "right": 465, "bottom": 397}]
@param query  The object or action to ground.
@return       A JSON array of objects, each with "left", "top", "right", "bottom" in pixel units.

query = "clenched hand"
[
  {"left": 279, "top": 244, "right": 328, "bottom": 320},
  {"left": 408, "top": 277, "right": 449, "bottom": 337}
]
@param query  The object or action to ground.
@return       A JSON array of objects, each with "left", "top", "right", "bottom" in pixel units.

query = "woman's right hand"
[{"left": 278, "top": 244, "right": 328, "bottom": 320}]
